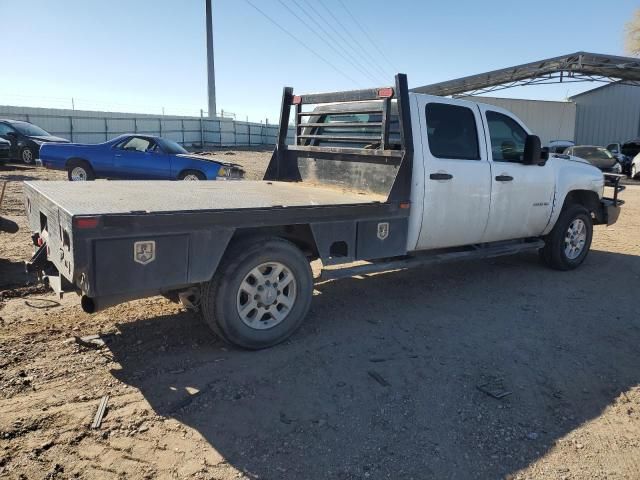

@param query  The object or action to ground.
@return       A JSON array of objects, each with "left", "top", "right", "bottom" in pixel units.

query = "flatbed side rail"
[{"left": 264, "top": 73, "right": 414, "bottom": 204}]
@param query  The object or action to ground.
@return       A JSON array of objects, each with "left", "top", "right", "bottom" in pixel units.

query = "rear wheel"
[
  {"left": 540, "top": 204, "right": 593, "bottom": 270},
  {"left": 201, "top": 237, "right": 313, "bottom": 349},
  {"left": 179, "top": 170, "right": 205, "bottom": 181},
  {"left": 67, "top": 160, "right": 95, "bottom": 181},
  {"left": 21, "top": 147, "right": 35, "bottom": 165}
]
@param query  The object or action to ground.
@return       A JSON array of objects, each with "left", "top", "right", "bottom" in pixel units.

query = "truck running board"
[{"left": 319, "top": 239, "right": 545, "bottom": 282}]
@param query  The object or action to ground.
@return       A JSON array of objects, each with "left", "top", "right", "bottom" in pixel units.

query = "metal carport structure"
[{"left": 412, "top": 52, "right": 640, "bottom": 97}]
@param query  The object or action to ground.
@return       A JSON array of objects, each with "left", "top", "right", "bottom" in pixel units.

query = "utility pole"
[{"left": 205, "top": 0, "right": 217, "bottom": 118}]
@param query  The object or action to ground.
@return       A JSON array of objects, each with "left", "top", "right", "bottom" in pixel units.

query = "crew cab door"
[
  {"left": 414, "top": 96, "right": 491, "bottom": 250},
  {"left": 478, "top": 106, "right": 555, "bottom": 242}
]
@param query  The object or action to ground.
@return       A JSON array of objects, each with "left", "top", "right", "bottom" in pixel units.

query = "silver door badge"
[
  {"left": 377, "top": 222, "right": 389, "bottom": 240},
  {"left": 134, "top": 241, "right": 156, "bottom": 265}
]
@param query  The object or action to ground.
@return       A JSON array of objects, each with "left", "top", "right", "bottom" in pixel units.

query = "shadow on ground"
[
  {"left": 0, "top": 258, "right": 31, "bottom": 290},
  {"left": 107, "top": 249, "right": 640, "bottom": 479}
]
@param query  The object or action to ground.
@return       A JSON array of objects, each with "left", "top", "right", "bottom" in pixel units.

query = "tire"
[
  {"left": 179, "top": 170, "right": 205, "bottom": 181},
  {"left": 21, "top": 147, "right": 35, "bottom": 165},
  {"left": 540, "top": 204, "right": 593, "bottom": 271},
  {"left": 201, "top": 236, "right": 313, "bottom": 349},
  {"left": 67, "top": 160, "right": 95, "bottom": 181}
]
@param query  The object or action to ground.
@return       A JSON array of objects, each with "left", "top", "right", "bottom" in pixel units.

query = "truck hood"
[{"left": 551, "top": 154, "right": 596, "bottom": 167}]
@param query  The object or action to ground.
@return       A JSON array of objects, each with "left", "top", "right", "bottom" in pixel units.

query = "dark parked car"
[
  {"left": 40, "top": 134, "right": 244, "bottom": 181},
  {"left": 0, "top": 119, "right": 69, "bottom": 164},
  {"left": 563, "top": 145, "right": 622, "bottom": 174},
  {"left": 0, "top": 138, "right": 10, "bottom": 164},
  {"left": 608, "top": 139, "right": 640, "bottom": 176}
]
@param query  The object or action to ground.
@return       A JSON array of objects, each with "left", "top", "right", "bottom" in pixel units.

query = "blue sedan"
[{"left": 39, "top": 134, "right": 244, "bottom": 181}]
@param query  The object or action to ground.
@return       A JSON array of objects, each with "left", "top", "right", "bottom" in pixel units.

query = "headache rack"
[{"left": 264, "top": 73, "right": 414, "bottom": 203}]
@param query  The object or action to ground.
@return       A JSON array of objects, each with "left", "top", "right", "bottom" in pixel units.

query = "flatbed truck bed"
[{"left": 25, "top": 180, "right": 387, "bottom": 216}]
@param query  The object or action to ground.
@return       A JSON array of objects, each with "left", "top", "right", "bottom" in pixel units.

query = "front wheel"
[
  {"left": 540, "top": 204, "right": 593, "bottom": 270},
  {"left": 21, "top": 147, "right": 35, "bottom": 165},
  {"left": 179, "top": 170, "right": 205, "bottom": 181},
  {"left": 201, "top": 237, "right": 313, "bottom": 349}
]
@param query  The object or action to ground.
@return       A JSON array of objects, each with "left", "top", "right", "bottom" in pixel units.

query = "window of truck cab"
[
  {"left": 485, "top": 111, "right": 528, "bottom": 163},
  {"left": 116, "top": 136, "right": 155, "bottom": 153},
  {"left": 424, "top": 103, "right": 480, "bottom": 160}
]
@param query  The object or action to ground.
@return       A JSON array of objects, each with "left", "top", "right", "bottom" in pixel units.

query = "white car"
[{"left": 631, "top": 153, "right": 640, "bottom": 179}]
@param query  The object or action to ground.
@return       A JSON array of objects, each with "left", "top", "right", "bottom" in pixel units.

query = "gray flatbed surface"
[{"left": 25, "top": 180, "right": 386, "bottom": 216}]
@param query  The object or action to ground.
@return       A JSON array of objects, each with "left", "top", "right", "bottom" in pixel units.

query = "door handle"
[
  {"left": 115, "top": 154, "right": 122, "bottom": 158},
  {"left": 495, "top": 175, "right": 513, "bottom": 182},
  {"left": 429, "top": 173, "right": 453, "bottom": 180}
]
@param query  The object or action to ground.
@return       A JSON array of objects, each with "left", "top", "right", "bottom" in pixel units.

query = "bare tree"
[{"left": 626, "top": 8, "right": 640, "bottom": 56}]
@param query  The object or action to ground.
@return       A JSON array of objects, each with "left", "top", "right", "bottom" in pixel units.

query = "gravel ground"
[{"left": 1, "top": 155, "right": 640, "bottom": 479}]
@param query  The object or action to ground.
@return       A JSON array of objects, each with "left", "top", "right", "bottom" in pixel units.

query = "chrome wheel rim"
[
  {"left": 22, "top": 149, "right": 33, "bottom": 164},
  {"left": 183, "top": 174, "right": 200, "bottom": 181},
  {"left": 236, "top": 262, "right": 297, "bottom": 330},
  {"left": 71, "top": 167, "right": 87, "bottom": 181},
  {"left": 564, "top": 218, "right": 587, "bottom": 260}
]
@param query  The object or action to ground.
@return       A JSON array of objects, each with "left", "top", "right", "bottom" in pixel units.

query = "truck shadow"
[
  {"left": 108, "top": 249, "right": 640, "bottom": 479},
  {"left": 0, "top": 258, "right": 30, "bottom": 290}
]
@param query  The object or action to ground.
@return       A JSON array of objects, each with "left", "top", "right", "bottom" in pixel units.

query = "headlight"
[
  {"left": 613, "top": 163, "right": 622, "bottom": 173},
  {"left": 216, "top": 166, "right": 244, "bottom": 179}
]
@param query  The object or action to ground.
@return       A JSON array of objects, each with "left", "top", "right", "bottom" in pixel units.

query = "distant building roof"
[{"left": 567, "top": 81, "right": 640, "bottom": 100}]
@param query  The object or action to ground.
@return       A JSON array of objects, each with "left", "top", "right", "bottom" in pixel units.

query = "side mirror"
[
  {"left": 5, "top": 131, "right": 17, "bottom": 138},
  {"left": 523, "top": 134, "right": 543, "bottom": 165}
]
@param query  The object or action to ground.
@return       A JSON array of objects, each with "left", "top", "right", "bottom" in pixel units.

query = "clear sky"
[{"left": 0, "top": 0, "right": 637, "bottom": 121}]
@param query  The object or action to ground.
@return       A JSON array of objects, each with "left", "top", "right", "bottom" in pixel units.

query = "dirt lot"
[{"left": 1, "top": 154, "right": 640, "bottom": 479}]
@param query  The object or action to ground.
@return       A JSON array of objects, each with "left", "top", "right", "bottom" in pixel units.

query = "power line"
[
  {"left": 336, "top": 0, "right": 401, "bottom": 74},
  {"left": 299, "top": 0, "right": 368, "bottom": 69},
  {"left": 281, "top": 0, "right": 383, "bottom": 85},
  {"left": 244, "top": 0, "right": 361, "bottom": 87},
  {"left": 315, "top": 0, "right": 392, "bottom": 82}
]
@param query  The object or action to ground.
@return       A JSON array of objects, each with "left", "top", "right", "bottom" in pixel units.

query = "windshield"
[
  {"left": 12, "top": 122, "right": 51, "bottom": 137},
  {"left": 572, "top": 147, "right": 613, "bottom": 161},
  {"left": 156, "top": 138, "right": 188, "bottom": 154}
]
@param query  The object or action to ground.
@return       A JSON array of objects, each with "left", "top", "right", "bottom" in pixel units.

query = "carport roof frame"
[{"left": 411, "top": 52, "right": 640, "bottom": 97}]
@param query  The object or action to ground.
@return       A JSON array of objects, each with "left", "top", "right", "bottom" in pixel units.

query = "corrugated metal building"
[
  {"left": 570, "top": 83, "right": 640, "bottom": 146},
  {"left": 468, "top": 97, "right": 576, "bottom": 145}
]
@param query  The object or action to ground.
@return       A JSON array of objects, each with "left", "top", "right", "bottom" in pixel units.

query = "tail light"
[{"left": 75, "top": 217, "right": 99, "bottom": 229}]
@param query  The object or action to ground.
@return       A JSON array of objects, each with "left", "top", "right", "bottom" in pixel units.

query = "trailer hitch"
[{"left": 25, "top": 243, "right": 48, "bottom": 274}]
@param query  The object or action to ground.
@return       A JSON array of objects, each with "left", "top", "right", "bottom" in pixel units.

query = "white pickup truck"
[{"left": 24, "top": 74, "right": 623, "bottom": 349}]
